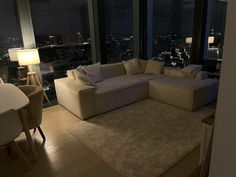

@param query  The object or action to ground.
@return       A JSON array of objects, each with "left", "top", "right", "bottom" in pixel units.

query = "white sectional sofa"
[{"left": 54, "top": 60, "right": 218, "bottom": 120}]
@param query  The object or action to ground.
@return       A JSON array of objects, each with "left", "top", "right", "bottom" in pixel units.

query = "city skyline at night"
[{"left": 0, "top": 0, "right": 227, "bottom": 100}]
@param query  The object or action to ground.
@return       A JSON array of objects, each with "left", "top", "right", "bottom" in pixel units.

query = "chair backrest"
[
  {"left": 0, "top": 109, "right": 22, "bottom": 145},
  {"left": 18, "top": 85, "right": 43, "bottom": 129}
]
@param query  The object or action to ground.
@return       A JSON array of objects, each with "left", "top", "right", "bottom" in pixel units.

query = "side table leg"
[{"left": 19, "top": 110, "right": 38, "bottom": 161}]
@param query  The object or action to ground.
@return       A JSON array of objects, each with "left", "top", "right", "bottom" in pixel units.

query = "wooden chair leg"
[
  {"left": 7, "top": 146, "right": 11, "bottom": 155},
  {"left": 37, "top": 126, "right": 46, "bottom": 142},
  {"left": 10, "top": 141, "right": 32, "bottom": 170}
]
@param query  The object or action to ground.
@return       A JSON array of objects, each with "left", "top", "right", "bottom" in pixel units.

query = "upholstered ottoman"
[{"left": 148, "top": 76, "right": 219, "bottom": 111}]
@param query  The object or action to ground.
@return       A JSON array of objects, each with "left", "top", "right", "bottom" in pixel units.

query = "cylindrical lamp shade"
[
  {"left": 17, "top": 49, "right": 40, "bottom": 66},
  {"left": 185, "top": 37, "right": 192, "bottom": 44},
  {"left": 208, "top": 36, "right": 215, "bottom": 44},
  {"left": 8, "top": 48, "right": 21, "bottom": 61}
]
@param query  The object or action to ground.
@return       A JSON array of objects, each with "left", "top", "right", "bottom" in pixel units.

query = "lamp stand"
[{"left": 26, "top": 66, "right": 51, "bottom": 105}]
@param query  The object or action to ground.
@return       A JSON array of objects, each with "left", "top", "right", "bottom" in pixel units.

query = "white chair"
[
  {"left": 0, "top": 109, "right": 32, "bottom": 169},
  {"left": 18, "top": 85, "right": 45, "bottom": 141}
]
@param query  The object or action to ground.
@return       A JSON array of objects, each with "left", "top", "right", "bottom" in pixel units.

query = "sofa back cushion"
[
  {"left": 101, "top": 62, "right": 126, "bottom": 79},
  {"left": 138, "top": 59, "right": 148, "bottom": 73},
  {"left": 74, "top": 66, "right": 96, "bottom": 86},
  {"left": 144, "top": 60, "right": 165, "bottom": 75},
  {"left": 163, "top": 67, "right": 184, "bottom": 78},
  {"left": 163, "top": 66, "right": 207, "bottom": 80},
  {"left": 123, "top": 59, "right": 142, "bottom": 75},
  {"left": 84, "top": 63, "right": 103, "bottom": 82}
]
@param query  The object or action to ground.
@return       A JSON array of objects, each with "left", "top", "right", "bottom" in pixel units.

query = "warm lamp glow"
[
  {"left": 208, "top": 36, "right": 214, "bottom": 44},
  {"left": 17, "top": 49, "right": 40, "bottom": 66},
  {"left": 185, "top": 37, "right": 192, "bottom": 44},
  {"left": 8, "top": 48, "right": 21, "bottom": 61}
]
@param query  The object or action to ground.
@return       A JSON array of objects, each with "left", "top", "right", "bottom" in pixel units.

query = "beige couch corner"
[
  {"left": 55, "top": 78, "right": 97, "bottom": 119},
  {"left": 148, "top": 76, "right": 218, "bottom": 111},
  {"left": 54, "top": 61, "right": 218, "bottom": 120}
]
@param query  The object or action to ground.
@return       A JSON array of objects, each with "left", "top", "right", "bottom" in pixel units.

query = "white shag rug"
[{"left": 67, "top": 99, "right": 215, "bottom": 177}]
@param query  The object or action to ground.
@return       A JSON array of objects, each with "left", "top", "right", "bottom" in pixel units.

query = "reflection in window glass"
[
  {"left": 208, "top": 0, "right": 227, "bottom": 61},
  {"left": 204, "top": 0, "right": 227, "bottom": 78},
  {"left": 29, "top": 0, "right": 91, "bottom": 101},
  {"left": 153, "top": 0, "right": 195, "bottom": 68},
  {"left": 0, "top": 0, "right": 23, "bottom": 84},
  {"left": 103, "top": 0, "right": 133, "bottom": 64}
]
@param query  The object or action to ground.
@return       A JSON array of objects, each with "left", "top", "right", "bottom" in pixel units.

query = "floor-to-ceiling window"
[
  {"left": 0, "top": 0, "right": 23, "bottom": 84},
  {"left": 153, "top": 0, "right": 195, "bottom": 68},
  {"left": 102, "top": 0, "right": 133, "bottom": 64},
  {"left": 29, "top": 0, "right": 91, "bottom": 100},
  {"left": 208, "top": 0, "right": 227, "bottom": 60},
  {"left": 0, "top": 0, "right": 227, "bottom": 98},
  {"left": 203, "top": 0, "right": 227, "bottom": 77}
]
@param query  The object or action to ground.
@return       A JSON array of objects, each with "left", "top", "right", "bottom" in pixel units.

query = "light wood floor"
[
  {"left": 1, "top": 102, "right": 216, "bottom": 177},
  {"left": 0, "top": 105, "right": 121, "bottom": 177}
]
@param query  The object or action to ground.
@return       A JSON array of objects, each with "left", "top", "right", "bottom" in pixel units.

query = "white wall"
[{"left": 209, "top": 0, "right": 236, "bottom": 176}]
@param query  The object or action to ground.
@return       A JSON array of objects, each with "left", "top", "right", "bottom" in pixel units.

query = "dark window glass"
[
  {"left": 29, "top": 0, "right": 91, "bottom": 101},
  {"left": 0, "top": 0, "right": 23, "bottom": 84},
  {"left": 207, "top": 0, "right": 227, "bottom": 61},
  {"left": 102, "top": 0, "right": 133, "bottom": 64},
  {"left": 153, "top": 0, "right": 195, "bottom": 68},
  {"left": 204, "top": 0, "right": 227, "bottom": 78}
]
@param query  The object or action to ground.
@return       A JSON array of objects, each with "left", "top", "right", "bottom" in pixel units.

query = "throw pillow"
[
  {"left": 138, "top": 59, "right": 148, "bottom": 73},
  {"left": 181, "top": 65, "right": 203, "bottom": 79},
  {"left": 123, "top": 59, "right": 142, "bottom": 75},
  {"left": 67, "top": 69, "right": 77, "bottom": 80},
  {"left": 144, "top": 60, "right": 165, "bottom": 75},
  {"left": 74, "top": 66, "right": 96, "bottom": 86},
  {"left": 84, "top": 63, "right": 103, "bottom": 83}
]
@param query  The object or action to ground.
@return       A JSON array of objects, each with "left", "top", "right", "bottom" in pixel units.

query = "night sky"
[
  {"left": 30, "top": 0, "right": 90, "bottom": 38},
  {"left": 0, "top": 0, "right": 22, "bottom": 39},
  {"left": 0, "top": 0, "right": 227, "bottom": 40}
]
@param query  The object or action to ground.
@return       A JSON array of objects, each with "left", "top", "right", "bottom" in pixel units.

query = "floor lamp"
[
  {"left": 208, "top": 36, "right": 215, "bottom": 47},
  {"left": 17, "top": 49, "right": 51, "bottom": 105},
  {"left": 185, "top": 37, "right": 192, "bottom": 47}
]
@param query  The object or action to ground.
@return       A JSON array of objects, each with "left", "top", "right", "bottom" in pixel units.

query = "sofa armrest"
[
  {"left": 195, "top": 71, "right": 209, "bottom": 80},
  {"left": 54, "top": 78, "right": 97, "bottom": 120}
]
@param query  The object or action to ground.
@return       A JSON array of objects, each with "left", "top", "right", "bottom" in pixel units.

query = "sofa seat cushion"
[
  {"left": 134, "top": 74, "right": 161, "bottom": 81},
  {"left": 96, "top": 74, "right": 159, "bottom": 94},
  {"left": 95, "top": 74, "right": 159, "bottom": 114},
  {"left": 149, "top": 76, "right": 219, "bottom": 111},
  {"left": 154, "top": 76, "right": 217, "bottom": 90}
]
